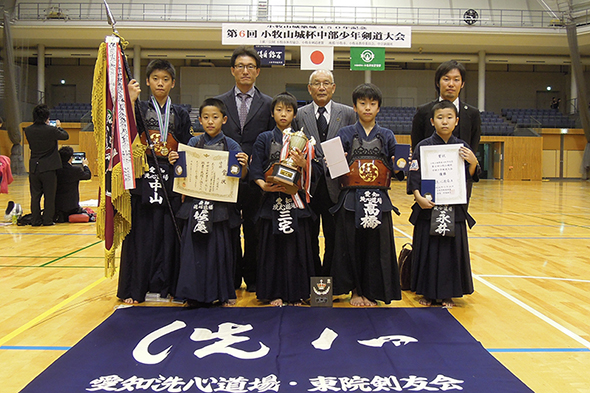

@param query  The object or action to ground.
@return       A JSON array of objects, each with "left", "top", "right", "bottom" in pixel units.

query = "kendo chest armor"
[
  {"left": 140, "top": 108, "right": 179, "bottom": 157},
  {"left": 340, "top": 134, "right": 392, "bottom": 189},
  {"left": 195, "top": 137, "right": 227, "bottom": 151}
]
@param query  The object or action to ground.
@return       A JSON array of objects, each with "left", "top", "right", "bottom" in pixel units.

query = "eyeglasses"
[
  {"left": 234, "top": 64, "right": 257, "bottom": 71},
  {"left": 310, "top": 81, "right": 334, "bottom": 88}
]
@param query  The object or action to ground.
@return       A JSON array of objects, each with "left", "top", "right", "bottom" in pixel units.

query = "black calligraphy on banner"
[{"left": 222, "top": 23, "right": 411, "bottom": 48}]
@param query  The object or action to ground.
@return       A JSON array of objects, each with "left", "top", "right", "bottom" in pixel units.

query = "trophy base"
[{"left": 266, "top": 163, "right": 301, "bottom": 195}]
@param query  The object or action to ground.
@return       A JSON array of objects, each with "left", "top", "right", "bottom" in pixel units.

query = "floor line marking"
[
  {"left": 473, "top": 275, "right": 590, "bottom": 350},
  {"left": 0, "top": 345, "right": 72, "bottom": 351},
  {"left": 0, "top": 265, "right": 103, "bottom": 269},
  {"left": 0, "top": 233, "right": 97, "bottom": 236},
  {"left": 393, "top": 225, "right": 413, "bottom": 241},
  {"left": 488, "top": 348, "right": 590, "bottom": 353},
  {"left": 39, "top": 240, "right": 102, "bottom": 267},
  {"left": 477, "top": 275, "right": 590, "bottom": 283},
  {"left": 470, "top": 236, "right": 590, "bottom": 240},
  {"left": 0, "top": 276, "right": 106, "bottom": 347},
  {"left": 394, "top": 224, "right": 590, "bottom": 349}
]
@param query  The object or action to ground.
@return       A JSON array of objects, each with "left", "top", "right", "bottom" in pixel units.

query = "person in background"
[
  {"left": 216, "top": 46, "right": 275, "bottom": 293},
  {"left": 24, "top": 104, "right": 69, "bottom": 226},
  {"left": 411, "top": 60, "right": 481, "bottom": 154},
  {"left": 54, "top": 146, "right": 92, "bottom": 223}
]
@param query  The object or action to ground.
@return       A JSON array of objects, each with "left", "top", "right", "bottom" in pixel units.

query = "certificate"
[
  {"left": 419, "top": 144, "right": 466, "bottom": 205},
  {"left": 321, "top": 136, "right": 350, "bottom": 179},
  {"left": 173, "top": 143, "right": 240, "bottom": 203}
]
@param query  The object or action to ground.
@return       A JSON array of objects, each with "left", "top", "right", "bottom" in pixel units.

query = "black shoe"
[
  {"left": 4, "top": 201, "right": 14, "bottom": 221},
  {"left": 43, "top": 222, "right": 55, "bottom": 226}
]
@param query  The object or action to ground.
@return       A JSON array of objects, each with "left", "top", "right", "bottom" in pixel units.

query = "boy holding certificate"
[
  {"left": 407, "top": 100, "right": 480, "bottom": 308},
  {"left": 331, "top": 83, "right": 405, "bottom": 307},
  {"left": 168, "top": 98, "right": 248, "bottom": 307},
  {"left": 250, "top": 92, "right": 320, "bottom": 307}
]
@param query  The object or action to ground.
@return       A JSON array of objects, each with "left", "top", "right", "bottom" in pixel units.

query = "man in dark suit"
[
  {"left": 24, "top": 104, "right": 69, "bottom": 226},
  {"left": 411, "top": 60, "right": 481, "bottom": 153},
  {"left": 216, "top": 46, "right": 275, "bottom": 292},
  {"left": 55, "top": 146, "right": 92, "bottom": 222},
  {"left": 292, "top": 69, "right": 357, "bottom": 276}
]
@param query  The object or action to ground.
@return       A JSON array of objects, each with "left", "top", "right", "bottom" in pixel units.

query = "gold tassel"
[
  {"left": 132, "top": 135, "right": 148, "bottom": 177},
  {"left": 91, "top": 39, "right": 135, "bottom": 278}
]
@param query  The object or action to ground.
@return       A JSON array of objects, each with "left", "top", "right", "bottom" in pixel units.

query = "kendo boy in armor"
[
  {"left": 119, "top": 59, "right": 193, "bottom": 304},
  {"left": 249, "top": 92, "right": 321, "bottom": 307},
  {"left": 168, "top": 98, "right": 248, "bottom": 308},
  {"left": 331, "top": 83, "right": 404, "bottom": 307}
]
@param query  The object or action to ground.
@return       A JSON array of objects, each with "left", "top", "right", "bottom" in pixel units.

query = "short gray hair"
[{"left": 308, "top": 69, "right": 334, "bottom": 85}]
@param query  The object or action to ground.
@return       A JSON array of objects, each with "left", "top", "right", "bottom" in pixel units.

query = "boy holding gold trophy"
[{"left": 250, "top": 92, "right": 321, "bottom": 307}]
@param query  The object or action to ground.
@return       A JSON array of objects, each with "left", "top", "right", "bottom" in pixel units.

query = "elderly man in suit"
[
  {"left": 24, "top": 104, "right": 69, "bottom": 226},
  {"left": 216, "top": 46, "right": 275, "bottom": 292},
  {"left": 411, "top": 60, "right": 481, "bottom": 153},
  {"left": 293, "top": 69, "right": 356, "bottom": 276}
]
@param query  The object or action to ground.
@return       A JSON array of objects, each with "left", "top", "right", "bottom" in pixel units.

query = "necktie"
[
  {"left": 238, "top": 93, "right": 249, "bottom": 132},
  {"left": 317, "top": 106, "right": 328, "bottom": 142}
]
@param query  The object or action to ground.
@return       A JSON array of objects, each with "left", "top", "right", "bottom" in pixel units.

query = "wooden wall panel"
[
  {"left": 542, "top": 134, "right": 561, "bottom": 150},
  {"left": 503, "top": 136, "right": 543, "bottom": 181},
  {"left": 542, "top": 150, "right": 559, "bottom": 178},
  {"left": 564, "top": 150, "right": 584, "bottom": 178},
  {"left": 79, "top": 131, "right": 98, "bottom": 176}
]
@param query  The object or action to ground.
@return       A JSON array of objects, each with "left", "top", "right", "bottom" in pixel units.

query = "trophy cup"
[{"left": 266, "top": 128, "right": 309, "bottom": 195}]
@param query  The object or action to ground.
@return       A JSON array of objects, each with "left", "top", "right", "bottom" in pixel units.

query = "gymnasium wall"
[{"left": 36, "top": 62, "right": 574, "bottom": 117}]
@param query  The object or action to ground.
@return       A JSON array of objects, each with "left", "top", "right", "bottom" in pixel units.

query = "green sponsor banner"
[{"left": 350, "top": 47, "right": 385, "bottom": 71}]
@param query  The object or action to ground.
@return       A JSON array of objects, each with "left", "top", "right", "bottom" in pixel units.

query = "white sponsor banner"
[{"left": 222, "top": 23, "right": 411, "bottom": 48}]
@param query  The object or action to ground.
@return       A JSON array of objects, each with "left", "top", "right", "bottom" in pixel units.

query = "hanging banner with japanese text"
[
  {"left": 254, "top": 45, "right": 286, "bottom": 66},
  {"left": 223, "top": 23, "right": 411, "bottom": 48},
  {"left": 21, "top": 307, "right": 533, "bottom": 393}
]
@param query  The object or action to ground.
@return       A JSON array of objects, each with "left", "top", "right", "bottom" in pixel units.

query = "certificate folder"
[
  {"left": 393, "top": 144, "right": 410, "bottom": 171},
  {"left": 421, "top": 179, "right": 436, "bottom": 203}
]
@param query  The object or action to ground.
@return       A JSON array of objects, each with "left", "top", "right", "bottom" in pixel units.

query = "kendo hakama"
[
  {"left": 117, "top": 100, "right": 192, "bottom": 303},
  {"left": 250, "top": 127, "right": 320, "bottom": 303},
  {"left": 408, "top": 133, "right": 480, "bottom": 300},
  {"left": 174, "top": 133, "right": 242, "bottom": 304},
  {"left": 175, "top": 198, "right": 240, "bottom": 304},
  {"left": 331, "top": 123, "right": 404, "bottom": 304},
  {"left": 117, "top": 158, "right": 182, "bottom": 302}
]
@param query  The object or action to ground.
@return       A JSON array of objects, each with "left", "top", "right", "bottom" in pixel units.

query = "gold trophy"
[{"left": 266, "top": 128, "right": 309, "bottom": 195}]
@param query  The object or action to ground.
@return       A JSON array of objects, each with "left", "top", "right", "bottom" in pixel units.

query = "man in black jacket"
[
  {"left": 216, "top": 46, "right": 275, "bottom": 292},
  {"left": 55, "top": 146, "right": 92, "bottom": 222},
  {"left": 24, "top": 104, "right": 69, "bottom": 226},
  {"left": 411, "top": 60, "right": 481, "bottom": 153}
]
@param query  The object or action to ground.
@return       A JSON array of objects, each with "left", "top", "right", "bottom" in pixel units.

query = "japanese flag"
[{"left": 300, "top": 46, "right": 334, "bottom": 70}]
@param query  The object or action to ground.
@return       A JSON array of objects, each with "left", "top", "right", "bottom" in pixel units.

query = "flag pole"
[{"left": 103, "top": 0, "right": 182, "bottom": 242}]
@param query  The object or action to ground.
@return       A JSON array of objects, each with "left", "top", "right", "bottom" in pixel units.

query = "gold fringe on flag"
[{"left": 91, "top": 41, "right": 137, "bottom": 278}]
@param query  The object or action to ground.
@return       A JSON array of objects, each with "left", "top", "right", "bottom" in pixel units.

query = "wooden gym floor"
[{"left": 0, "top": 175, "right": 589, "bottom": 392}]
